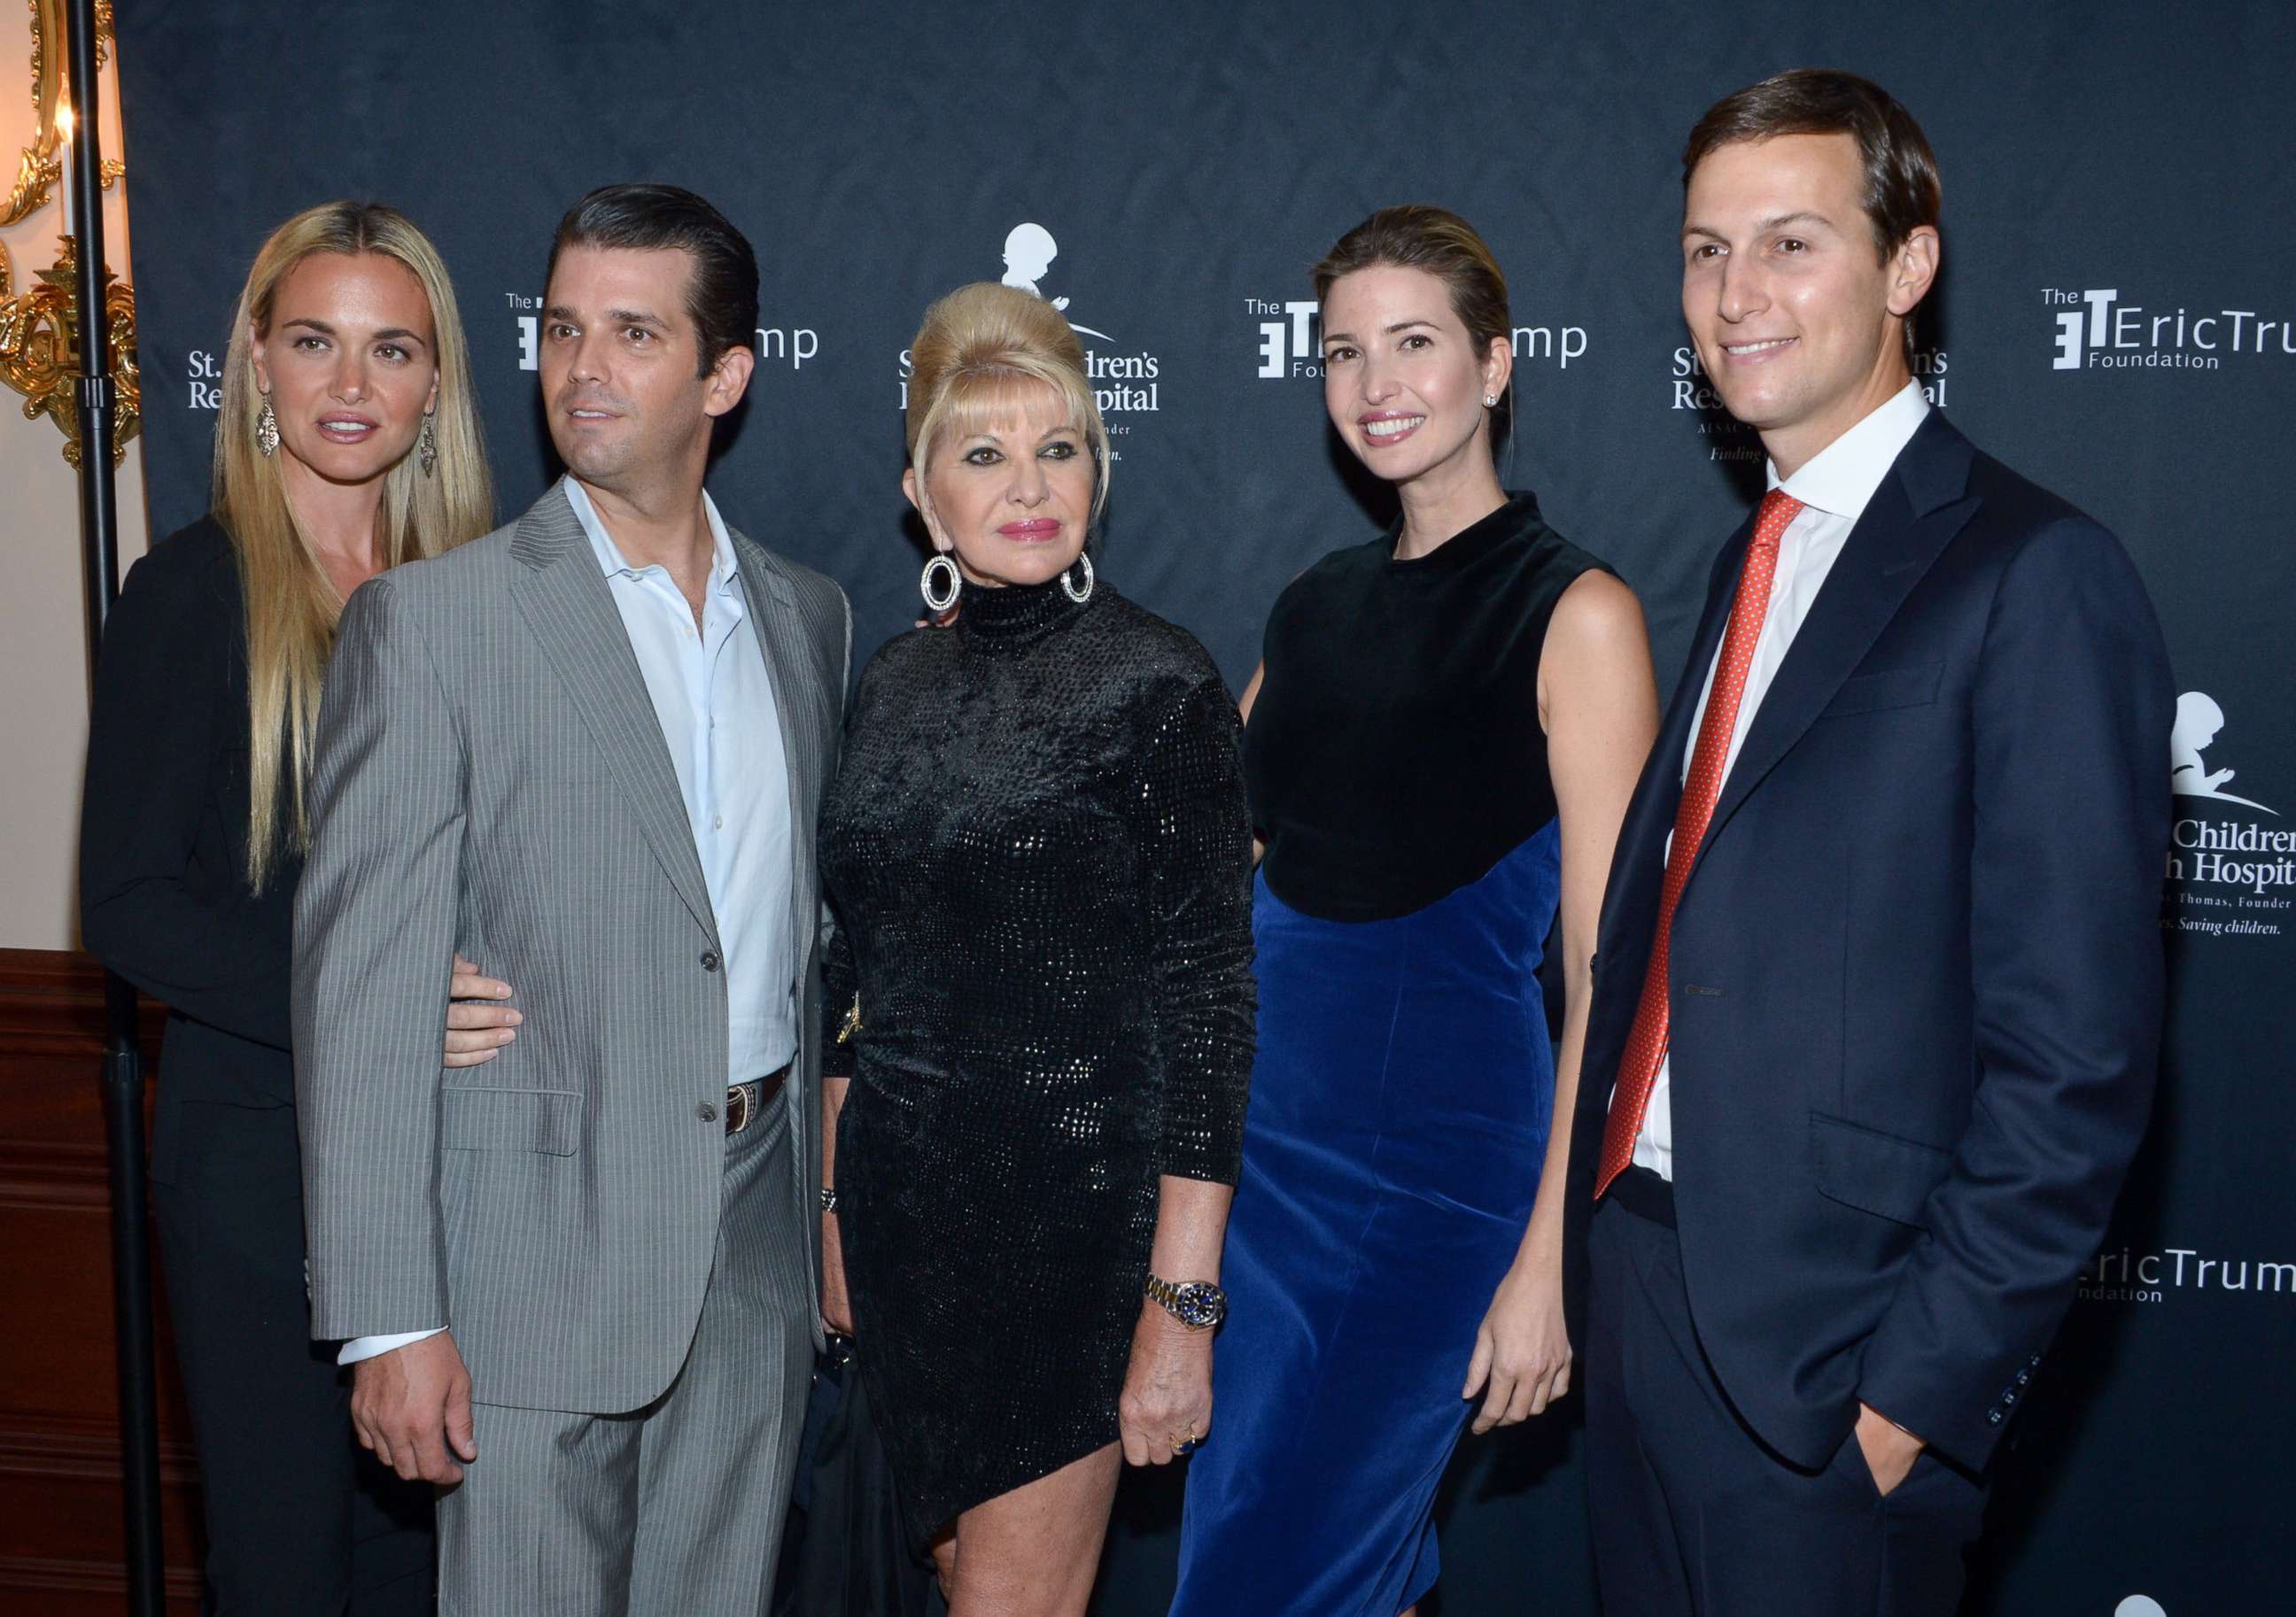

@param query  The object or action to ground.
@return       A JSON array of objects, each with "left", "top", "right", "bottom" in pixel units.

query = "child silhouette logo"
[
  {"left": 2171, "top": 692, "right": 2276, "bottom": 814},
  {"left": 1001, "top": 223, "right": 1067, "bottom": 309},
  {"left": 999, "top": 223, "right": 1113, "bottom": 342}
]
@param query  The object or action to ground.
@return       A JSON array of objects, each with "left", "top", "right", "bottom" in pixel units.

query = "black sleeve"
[
  {"left": 79, "top": 536, "right": 294, "bottom": 1049},
  {"left": 818, "top": 904, "right": 857, "bottom": 1080},
  {"left": 1137, "top": 675, "right": 1258, "bottom": 1184},
  {"left": 818, "top": 651, "right": 869, "bottom": 1081}
]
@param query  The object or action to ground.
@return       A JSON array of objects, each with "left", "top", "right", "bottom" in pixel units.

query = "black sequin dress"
[{"left": 818, "top": 571, "right": 1256, "bottom": 1546}]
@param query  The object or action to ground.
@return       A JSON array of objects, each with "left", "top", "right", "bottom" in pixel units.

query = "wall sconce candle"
[{"left": 56, "top": 101, "right": 74, "bottom": 236}]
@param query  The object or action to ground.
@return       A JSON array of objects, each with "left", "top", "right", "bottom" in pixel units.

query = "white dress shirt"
[
  {"left": 565, "top": 476, "right": 797, "bottom": 1082},
  {"left": 1630, "top": 382, "right": 1932, "bottom": 1180},
  {"left": 340, "top": 479, "right": 795, "bottom": 1366}
]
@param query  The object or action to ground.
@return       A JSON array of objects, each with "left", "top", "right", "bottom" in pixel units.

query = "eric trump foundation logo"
[
  {"left": 901, "top": 223, "right": 1162, "bottom": 450},
  {"left": 1252, "top": 298, "right": 1589, "bottom": 381},
  {"left": 2076, "top": 1242, "right": 2296, "bottom": 1305},
  {"left": 2047, "top": 287, "right": 2296, "bottom": 371},
  {"left": 505, "top": 291, "right": 818, "bottom": 372},
  {"left": 2163, "top": 691, "right": 2288, "bottom": 940}
]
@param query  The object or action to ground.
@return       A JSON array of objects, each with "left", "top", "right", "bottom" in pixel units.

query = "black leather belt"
[
  {"left": 726, "top": 1062, "right": 791, "bottom": 1134},
  {"left": 1608, "top": 1164, "right": 1678, "bottom": 1229}
]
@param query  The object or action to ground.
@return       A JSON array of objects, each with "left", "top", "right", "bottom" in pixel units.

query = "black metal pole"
[{"left": 65, "top": 2, "right": 166, "bottom": 1612}]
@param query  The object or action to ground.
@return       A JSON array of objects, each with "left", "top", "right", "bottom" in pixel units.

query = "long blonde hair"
[{"left": 213, "top": 202, "right": 493, "bottom": 889}]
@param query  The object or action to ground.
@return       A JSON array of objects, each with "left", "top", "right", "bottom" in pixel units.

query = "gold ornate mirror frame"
[{"left": 0, "top": 0, "right": 139, "bottom": 468}]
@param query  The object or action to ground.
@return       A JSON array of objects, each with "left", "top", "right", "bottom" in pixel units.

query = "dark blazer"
[
  {"left": 81, "top": 517, "right": 299, "bottom": 1119},
  {"left": 1563, "top": 412, "right": 2173, "bottom": 1474}
]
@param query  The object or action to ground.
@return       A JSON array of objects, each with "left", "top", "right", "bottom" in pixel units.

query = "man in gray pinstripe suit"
[{"left": 294, "top": 185, "right": 849, "bottom": 1613}]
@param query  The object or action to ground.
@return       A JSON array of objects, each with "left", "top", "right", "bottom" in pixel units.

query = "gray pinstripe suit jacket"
[{"left": 293, "top": 483, "right": 849, "bottom": 1415}]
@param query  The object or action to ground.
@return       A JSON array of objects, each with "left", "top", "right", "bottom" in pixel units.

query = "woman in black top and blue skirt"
[
  {"left": 80, "top": 202, "right": 492, "bottom": 1614},
  {"left": 1173, "top": 207, "right": 1661, "bottom": 1617}
]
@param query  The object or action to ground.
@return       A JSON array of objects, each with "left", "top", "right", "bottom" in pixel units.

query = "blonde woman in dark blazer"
[{"left": 81, "top": 199, "right": 492, "bottom": 1614}]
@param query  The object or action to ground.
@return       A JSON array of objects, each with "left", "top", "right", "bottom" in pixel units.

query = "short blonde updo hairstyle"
[{"left": 904, "top": 282, "right": 1111, "bottom": 522}]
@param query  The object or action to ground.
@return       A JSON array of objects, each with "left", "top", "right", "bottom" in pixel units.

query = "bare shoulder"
[
  {"left": 1540, "top": 569, "right": 1657, "bottom": 739},
  {"left": 1544, "top": 569, "right": 1648, "bottom": 664}
]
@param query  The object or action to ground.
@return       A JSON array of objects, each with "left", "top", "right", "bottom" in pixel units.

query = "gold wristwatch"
[{"left": 1144, "top": 1273, "right": 1228, "bottom": 1331}]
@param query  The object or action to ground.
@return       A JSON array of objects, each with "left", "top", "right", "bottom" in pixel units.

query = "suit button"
[
  {"left": 697, "top": 1102, "right": 718, "bottom": 1123},
  {"left": 700, "top": 950, "right": 721, "bottom": 971}
]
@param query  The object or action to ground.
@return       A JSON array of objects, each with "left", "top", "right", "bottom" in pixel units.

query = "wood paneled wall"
[{"left": 0, "top": 948, "right": 203, "bottom": 1613}]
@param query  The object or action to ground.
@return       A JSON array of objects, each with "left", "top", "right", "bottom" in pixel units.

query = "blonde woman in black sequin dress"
[{"left": 815, "top": 282, "right": 1257, "bottom": 1617}]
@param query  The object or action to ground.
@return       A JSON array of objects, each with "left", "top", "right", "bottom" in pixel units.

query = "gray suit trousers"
[{"left": 438, "top": 1100, "right": 812, "bottom": 1615}]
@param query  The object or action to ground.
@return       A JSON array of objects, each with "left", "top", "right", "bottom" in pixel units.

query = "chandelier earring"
[
  {"left": 256, "top": 394, "right": 280, "bottom": 458},
  {"left": 419, "top": 413, "right": 438, "bottom": 478},
  {"left": 920, "top": 552, "right": 963, "bottom": 614}
]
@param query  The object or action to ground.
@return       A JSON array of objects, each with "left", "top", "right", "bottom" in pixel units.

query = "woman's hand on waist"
[{"left": 443, "top": 953, "right": 520, "bottom": 1067}]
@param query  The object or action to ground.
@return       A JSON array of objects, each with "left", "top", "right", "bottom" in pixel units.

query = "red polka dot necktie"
[{"left": 1595, "top": 489, "right": 1804, "bottom": 1199}]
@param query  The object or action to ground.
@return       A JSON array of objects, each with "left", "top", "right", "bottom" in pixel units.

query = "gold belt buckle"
[{"left": 726, "top": 1080, "right": 756, "bottom": 1135}]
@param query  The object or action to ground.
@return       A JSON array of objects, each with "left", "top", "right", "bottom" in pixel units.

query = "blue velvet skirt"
[{"left": 1174, "top": 825, "right": 1561, "bottom": 1617}]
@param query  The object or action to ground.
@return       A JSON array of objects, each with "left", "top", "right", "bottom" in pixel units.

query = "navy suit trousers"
[{"left": 1586, "top": 1191, "right": 1987, "bottom": 1617}]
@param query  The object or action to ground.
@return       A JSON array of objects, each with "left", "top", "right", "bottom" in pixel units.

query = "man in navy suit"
[{"left": 1563, "top": 70, "right": 2173, "bottom": 1615}]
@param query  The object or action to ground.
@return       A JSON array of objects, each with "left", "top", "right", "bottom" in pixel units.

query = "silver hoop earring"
[
  {"left": 418, "top": 414, "right": 438, "bottom": 478},
  {"left": 1483, "top": 392, "right": 1498, "bottom": 408},
  {"left": 256, "top": 397, "right": 280, "bottom": 457},
  {"left": 920, "top": 553, "right": 962, "bottom": 614},
  {"left": 1060, "top": 551, "right": 1095, "bottom": 604}
]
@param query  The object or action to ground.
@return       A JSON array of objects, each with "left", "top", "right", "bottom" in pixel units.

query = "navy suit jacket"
[{"left": 1562, "top": 412, "right": 2173, "bottom": 1474}]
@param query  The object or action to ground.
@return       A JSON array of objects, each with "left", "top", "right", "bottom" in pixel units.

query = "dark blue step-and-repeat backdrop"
[{"left": 115, "top": 4, "right": 2292, "bottom": 1613}]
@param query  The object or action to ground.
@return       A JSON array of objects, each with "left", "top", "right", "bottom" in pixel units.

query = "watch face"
[{"left": 1172, "top": 1282, "right": 1228, "bottom": 1330}]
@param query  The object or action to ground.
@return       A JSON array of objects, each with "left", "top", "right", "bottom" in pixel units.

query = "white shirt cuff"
[{"left": 337, "top": 1327, "right": 446, "bottom": 1366}]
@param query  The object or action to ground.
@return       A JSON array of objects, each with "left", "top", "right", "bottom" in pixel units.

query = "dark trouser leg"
[
  {"left": 1874, "top": 1446, "right": 1990, "bottom": 1617},
  {"left": 153, "top": 1098, "right": 434, "bottom": 1617},
  {"left": 1583, "top": 1186, "right": 1984, "bottom": 1617},
  {"left": 1585, "top": 1195, "right": 1697, "bottom": 1615}
]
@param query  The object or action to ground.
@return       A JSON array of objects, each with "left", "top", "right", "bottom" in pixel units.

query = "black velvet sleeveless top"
[{"left": 1245, "top": 491, "right": 1614, "bottom": 922}]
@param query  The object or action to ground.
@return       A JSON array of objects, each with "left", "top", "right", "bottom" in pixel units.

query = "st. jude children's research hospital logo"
[
  {"left": 2048, "top": 286, "right": 2296, "bottom": 371},
  {"left": 1670, "top": 344, "right": 1948, "bottom": 464},
  {"left": 897, "top": 223, "right": 1162, "bottom": 453},
  {"left": 2075, "top": 696, "right": 2293, "bottom": 1389},
  {"left": 2163, "top": 690, "right": 2288, "bottom": 939}
]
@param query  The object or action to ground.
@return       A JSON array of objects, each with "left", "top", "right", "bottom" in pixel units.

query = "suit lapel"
[
  {"left": 1688, "top": 414, "right": 1981, "bottom": 881},
  {"left": 509, "top": 485, "right": 719, "bottom": 946},
  {"left": 731, "top": 531, "right": 820, "bottom": 968}
]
